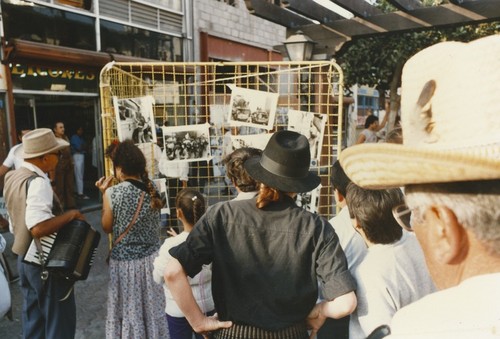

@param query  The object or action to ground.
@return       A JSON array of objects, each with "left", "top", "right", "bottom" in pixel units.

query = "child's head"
[
  {"left": 175, "top": 188, "right": 206, "bottom": 226},
  {"left": 346, "top": 182, "right": 404, "bottom": 245}
]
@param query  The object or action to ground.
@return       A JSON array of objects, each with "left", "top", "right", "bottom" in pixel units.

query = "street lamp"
[{"left": 283, "top": 30, "right": 316, "bottom": 61}]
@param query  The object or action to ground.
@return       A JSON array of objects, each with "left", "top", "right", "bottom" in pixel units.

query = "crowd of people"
[{"left": 1, "top": 34, "right": 499, "bottom": 339}]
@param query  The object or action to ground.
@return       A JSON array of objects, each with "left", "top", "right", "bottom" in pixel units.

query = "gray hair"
[{"left": 405, "top": 181, "right": 500, "bottom": 256}]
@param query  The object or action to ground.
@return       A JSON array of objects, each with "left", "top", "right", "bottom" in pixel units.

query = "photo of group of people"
[{"left": 161, "top": 124, "right": 211, "bottom": 163}]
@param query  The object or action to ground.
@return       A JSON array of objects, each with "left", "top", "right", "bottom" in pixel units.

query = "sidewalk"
[{"left": 0, "top": 206, "right": 108, "bottom": 338}]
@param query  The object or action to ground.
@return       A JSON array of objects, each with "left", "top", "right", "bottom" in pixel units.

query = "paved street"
[{"left": 0, "top": 208, "right": 108, "bottom": 338}]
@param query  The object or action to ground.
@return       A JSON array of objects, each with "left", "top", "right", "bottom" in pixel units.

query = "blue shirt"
[{"left": 70, "top": 134, "right": 86, "bottom": 154}]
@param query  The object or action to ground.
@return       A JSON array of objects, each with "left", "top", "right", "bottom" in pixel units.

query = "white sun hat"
[{"left": 340, "top": 34, "right": 500, "bottom": 189}]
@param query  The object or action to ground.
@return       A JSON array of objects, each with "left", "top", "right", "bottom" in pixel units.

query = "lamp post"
[
  {"left": 283, "top": 30, "right": 315, "bottom": 62},
  {"left": 283, "top": 31, "right": 316, "bottom": 111}
]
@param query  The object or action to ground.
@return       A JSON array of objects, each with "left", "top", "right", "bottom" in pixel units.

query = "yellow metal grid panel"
[{"left": 99, "top": 61, "right": 343, "bottom": 233}]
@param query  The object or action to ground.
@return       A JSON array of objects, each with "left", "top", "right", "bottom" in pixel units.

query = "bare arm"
[
  {"left": 96, "top": 176, "right": 115, "bottom": 234},
  {"left": 164, "top": 258, "right": 232, "bottom": 334},
  {"left": 355, "top": 133, "right": 366, "bottom": 145},
  {"left": 31, "top": 209, "right": 85, "bottom": 238},
  {"left": 306, "top": 291, "right": 357, "bottom": 338},
  {"left": 0, "top": 164, "right": 10, "bottom": 178},
  {"left": 101, "top": 191, "right": 113, "bottom": 234},
  {"left": 375, "top": 112, "right": 390, "bottom": 131}
]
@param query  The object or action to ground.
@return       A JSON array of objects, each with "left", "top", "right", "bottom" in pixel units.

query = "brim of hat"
[
  {"left": 339, "top": 143, "right": 500, "bottom": 189},
  {"left": 244, "top": 156, "right": 321, "bottom": 193},
  {"left": 22, "top": 138, "right": 69, "bottom": 159}
]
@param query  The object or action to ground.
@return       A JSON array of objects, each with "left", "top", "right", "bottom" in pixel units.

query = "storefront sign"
[{"left": 9, "top": 64, "right": 98, "bottom": 93}]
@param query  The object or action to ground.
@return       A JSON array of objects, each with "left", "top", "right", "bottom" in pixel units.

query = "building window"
[
  {"left": 55, "top": 0, "right": 92, "bottom": 11},
  {"left": 2, "top": 0, "right": 96, "bottom": 50},
  {"left": 100, "top": 20, "right": 183, "bottom": 61}
]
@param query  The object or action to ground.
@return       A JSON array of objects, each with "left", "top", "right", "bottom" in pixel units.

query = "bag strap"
[
  {"left": 25, "top": 174, "right": 50, "bottom": 281},
  {"left": 107, "top": 192, "right": 146, "bottom": 261}
]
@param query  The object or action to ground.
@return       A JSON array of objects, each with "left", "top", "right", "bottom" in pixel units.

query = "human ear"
[
  {"left": 427, "top": 206, "right": 468, "bottom": 265},
  {"left": 334, "top": 189, "right": 345, "bottom": 204},
  {"left": 176, "top": 208, "right": 184, "bottom": 221}
]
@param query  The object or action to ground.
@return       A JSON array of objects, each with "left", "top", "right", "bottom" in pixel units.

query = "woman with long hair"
[
  {"left": 96, "top": 140, "right": 168, "bottom": 338},
  {"left": 164, "top": 130, "right": 357, "bottom": 339}
]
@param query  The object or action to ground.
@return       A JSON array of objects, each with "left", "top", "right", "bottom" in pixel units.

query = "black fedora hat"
[{"left": 244, "top": 130, "right": 321, "bottom": 193}]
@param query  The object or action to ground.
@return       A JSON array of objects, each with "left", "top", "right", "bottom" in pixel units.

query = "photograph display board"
[{"left": 100, "top": 61, "right": 343, "bottom": 226}]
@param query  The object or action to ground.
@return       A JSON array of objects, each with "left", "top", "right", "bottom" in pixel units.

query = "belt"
[{"left": 213, "top": 322, "right": 308, "bottom": 339}]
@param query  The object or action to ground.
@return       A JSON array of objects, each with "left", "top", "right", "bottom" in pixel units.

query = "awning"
[{"left": 3, "top": 39, "right": 157, "bottom": 68}]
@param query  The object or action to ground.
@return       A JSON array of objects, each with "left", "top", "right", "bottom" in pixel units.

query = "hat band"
[{"left": 260, "top": 153, "right": 307, "bottom": 179}]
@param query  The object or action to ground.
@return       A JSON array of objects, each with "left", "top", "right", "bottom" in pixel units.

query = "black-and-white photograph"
[
  {"left": 153, "top": 178, "right": 170, "bottom": 226},
  {"left": 229, "top": 133, "right": 273, "bottom": 153},
  {"left": 150, "top": 81, "right": 180, "bottom": 105},
  {"left": 287, "top": 109, "right": 327, "bottom": 161},
  {"left": 209, "top": 104, "right": 230, "bottom": 126},
  {"left": 227, "top": 85, "right": 278, "bottom": 130},
  {"left": 161, "top": 124, "right": 211, "bottom": 163},
  {"left": 113, "top": 96, "right": 157, "bottom": 144},
  {"left": 295, "top": 184, "right": 322, "bottom": 214}
]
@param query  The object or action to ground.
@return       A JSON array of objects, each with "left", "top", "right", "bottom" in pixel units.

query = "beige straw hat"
[
  {"left": 340, "top": 34, "right": 500, "bottom": 189},
  {"left": 21, "top": 128, "right": 69, "bottom": 159}
]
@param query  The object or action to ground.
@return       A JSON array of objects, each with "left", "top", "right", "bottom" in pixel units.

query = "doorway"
[{"left": 13, "top": 94, "right": 101, "bottom": 199}]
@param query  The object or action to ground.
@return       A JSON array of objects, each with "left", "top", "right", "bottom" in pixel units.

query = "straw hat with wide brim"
[
  {"left": 21, "top": 128, "right": 69, "bottom": 159},
  {"left": 244, "top": 130, "right": 321, "bottom": 193},
  {"left": 340, "top": 34, "right": 500, "bottom": 189}
]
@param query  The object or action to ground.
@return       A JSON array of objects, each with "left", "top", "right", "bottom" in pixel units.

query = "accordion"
[{"left": 24, "top": 219, "right": 101, "bottom": 281}]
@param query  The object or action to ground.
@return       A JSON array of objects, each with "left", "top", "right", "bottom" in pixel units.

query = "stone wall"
[{"left": 193, "top": 0, "right": 286, "bottom": 59}]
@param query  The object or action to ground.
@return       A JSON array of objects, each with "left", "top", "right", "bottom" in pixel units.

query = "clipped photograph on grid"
[
  {"left": 210, "top": 104, "right": 231, "bottom": 126},
  {"left": 227, "top": 85, "right": 278, "bottom": 130},
  {"left": 229, "top": 133, "right": 273, "bottom": 153},
  {"left": 113, "top": 96, "right": 157, "bottom": 144},
  {"left": 137, "top": 142, "right": 163, "bottom": 180},
  {"left": 153, "top": 178, "right": 170, "bottom": 227},
  {"left": 161, "top": 124, "right": 211, "bottom": 163},
  {"left": 287, "top": 109, "right": 327, "bottom": 163},
  {"left": 296, "top": 184, "right": 322, "bottom": 214},
  {"left": 150, "top": 81, "right": 180, "bottom": 105}
]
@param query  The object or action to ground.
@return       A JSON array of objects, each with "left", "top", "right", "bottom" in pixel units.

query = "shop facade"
[{"left": 0, "top": 0, "right": 190, "bottom": 184}]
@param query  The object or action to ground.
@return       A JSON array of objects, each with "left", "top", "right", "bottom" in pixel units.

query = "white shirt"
[
  {"left": 360, "top": 129, "right": 378, "bottom": 143},
  {"left": 233, "top": 191, "right": 258, "bottom": 201},
  {"left": 350, "top": 231, "right": 436, "bottom": 339},
  {"left": 2, "top": 143, "right": 24, "bottom": 170},
  {"left": 23, "top": 162, "right": 54, "bottom": 230},
  {"left": 388, "top": 273, "right": 500, "bottom": 339},
  {"left": 152, "top": 232, "right": 214, "bottom": 317},
  {"left": 328, "top": 207, "right": 367, "bottom": 275}
]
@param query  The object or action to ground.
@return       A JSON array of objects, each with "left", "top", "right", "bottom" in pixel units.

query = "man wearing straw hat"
[
  {"left": 3, "top": 128, "right": 85, "bottom": 339},
  {"left": 340, "top": 34, "right": 500, "bottom": 337}
]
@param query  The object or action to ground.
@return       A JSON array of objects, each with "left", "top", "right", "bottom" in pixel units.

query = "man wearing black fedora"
[
  {"left": 3, "top": 128, "right": 85, "bottom": 339},
  {"left": 164, "top": 130, "right": 357, "bottom": 338}
]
